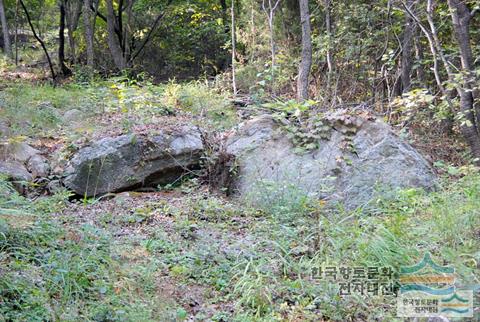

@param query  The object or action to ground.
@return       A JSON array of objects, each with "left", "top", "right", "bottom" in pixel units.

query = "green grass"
[
  {"left": 0, "top": 179, "right": 177, "bottom": 321},
  {"left": 0, "top": 168, "right": 479, "bottom": 320},
  {"left": 0, "top": 76, "right": 237, "bottom": 140},
  {"left": 0, "top": 82, "right": 98, "bottom": 137}
]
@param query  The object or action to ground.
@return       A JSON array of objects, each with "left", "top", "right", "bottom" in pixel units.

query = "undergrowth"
[
  {"left": 0, "top": 178, "right": 176, "bottom": 321},
  {"left": 0, "top": 169, "right": 479, "bottom": 320},
  {"left": 0, "top": 78, "right": 237, "bottom": 139}
]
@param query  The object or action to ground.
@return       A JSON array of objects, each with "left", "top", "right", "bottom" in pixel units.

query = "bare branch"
[
  {"left": 19, "top": 0, "right": 56, "bottom": 81},
  {"left": 128, "top": 0, "right": 173, "bottom": 64}
]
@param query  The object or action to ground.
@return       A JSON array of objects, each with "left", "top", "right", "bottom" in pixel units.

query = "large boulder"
[
  {"left": 64, "top": 126, "right": 203, "bottom": 197},
  {"left": 225, "top": 112, "right": 436, "bottom": 209}
]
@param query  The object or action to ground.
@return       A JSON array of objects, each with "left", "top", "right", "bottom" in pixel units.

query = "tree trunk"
[
  {"left": 447, "top": 0, "right": 480, "bottom": 162},
  {"left": 0, "top": 0, "right": 12, "bottom": 57},
  {"left": 58, "top": 0, "right": 71, "bottom": 76},
  {"left": 324, "top": 0, "right": 333, "bottom": 90},
  {"left": 122, "top": 0, "right": 133, "bottom": 61},
  {"left": 14, "top": 0, "right": 19, "bottom": 64},
  {"left": 231, "top": 0, "right": 237, "bottom": 96},
  {"left": 413, "top": 31, "right": 426, "bottom": 88},
  {"left": 400, "top": 0, "right": 416, "bottom": 94},
  {"left": 66, "top": 0, "right": 82, "bottom": 64},
  {"left": 106, "top": 0, "right": 126, "bottom": 70},
  {"left": 83, "top": 0, "right": 94, "bottom": 67},
  {"left": 262, "top": 0, "right": 280, "bottom": 92},
  {"left": 296, "top": 0, "right": 312, "bottom": 101}
]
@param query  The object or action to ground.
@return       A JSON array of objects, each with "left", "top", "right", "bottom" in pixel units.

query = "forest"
[{"left": 0, "top": 0, "right": 479, "bottom": 320}]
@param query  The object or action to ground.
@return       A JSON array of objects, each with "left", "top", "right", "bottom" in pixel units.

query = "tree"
[
  {"left": 106, "top": 0, "right": 126, "bottom": 70},
  {"left": 296, "top": 0, "right": 311, "bottom": 101},
  {"left": 262, "top": 0, "right": 280, "bottom": 89},
  {"left": 0, "top": 0, "right": 11, "bottom": 57},
  {"left": 58, "top": 0, "right": 71, "bottom": 76},
  {"left": 447, "top": 0, "right": 480, "bottom": 163},
  {"left": 399, "top": 0, "right": 416, "bottom": 94},
  {"left": 324, "top": 0, "right": 333, "bottom": 92},
  {"left": 83, "top": 0, "right": 94, "bottom": 68},
  {"left": 231, "top": 0, "right": 237, "bottom": 96},
  {"left": 65, "top": 0, "right": 82, "bottom": 63},
  {"left": 101, "top": 0, "right": 172, "bottom": 71}
]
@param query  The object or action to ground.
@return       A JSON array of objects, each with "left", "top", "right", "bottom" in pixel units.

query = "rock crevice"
[{"left": 64, "top": 126, "right": 203, "bottom": 197}]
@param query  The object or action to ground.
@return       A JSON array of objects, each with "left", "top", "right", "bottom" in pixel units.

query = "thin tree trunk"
[
  {"left": 83, "top": 0, "right": 94, "bottom": 67},
  {"left": 413, "top": 31, "right": 426, "bottom": 88},
  {"left": 0, "top": 0, "right": 12, "bottom": 57},
  {"left": 58, "top": 0, "right": 70, "bottom": 76},
  {"left": 296, "top": 0, "right": 312, "bottom": 101},
  {"left": 324, "top": 0, "right": 333, "bottom": 90},
  {"left": 262, "top": 0, "right": 280, "bottom": 92},
  {"left": 250, "top": 4, "right": 256, "bottom": 61},
  {"left": 19, "top": 0, "right": 56, "bottom": 80},
  {"left": 403, "top": 2, "right": 450, "bottom": 100},
  {"left": 231, "top": 0, "right": 237, "bottom": 96},
  {"left": 400, "top": 0, "right": 415, "bottom": 94},
  {"left": 14, "top": 0, "right": 18, "bottom": 64},
  {"left": 123, "top": 0, "right": 133, "bottom": 61}
]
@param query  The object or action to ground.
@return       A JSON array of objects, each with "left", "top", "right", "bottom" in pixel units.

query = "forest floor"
[{"left": 0, "top": 67, "right": 479, "bottom": 321}]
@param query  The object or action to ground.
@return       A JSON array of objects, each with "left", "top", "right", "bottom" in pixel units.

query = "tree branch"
[
  {"left": 90, "top": 4, "right": 107, "bottom": 21},
  {"left": 19, "top": 0, "right": 56, "bottom": 81},
  {"left": 128, "top": 0, "right": 172, "bottom": 64}
]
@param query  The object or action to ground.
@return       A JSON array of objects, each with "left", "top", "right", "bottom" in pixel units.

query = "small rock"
[
  {"left": 0, "top": 160, "right": 32, "bottom": 193},
  {"left": 0, "top": 160, "right": 32, "bottom": 181},
  {"left": 0, "top": 121, "right": 10, "bottom": 138},
  {"left": 27, "top": 154, "right": 50, "bottom": 178},
  {"left": 0, "top": 141, "right": 40, "bottom": 162},
  {"left": 46, "top": 179, "right": 63, "bottom": 194},
  {"left": 62, "top": 109, "right": 84, "bottom": 124}
]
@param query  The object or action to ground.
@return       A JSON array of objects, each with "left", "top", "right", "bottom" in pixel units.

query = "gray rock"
[
  {"left": 226, "top": 113, "right": 436, "bottom": 209},
  {"left": 26, "top": 154, "right": 50, "bottom": 178},
  {"left": 64, "top": 126, "right": 203, "bottom": 197},
  {"left": 62, "top": 109, "right": 83, "bottom": 124},
  {"left": 0, "top": 160, "right": 32, "bottom": 182},
  {"left": 0, "top": 160, "right": 33, "bottom": 193},
  {"left": 0, "top": 121, "right": 10, "bottom": 138},
  {"left": 0, "top": 141, "right": 40, "bottom": 162},
  {"left": 46, "top": 179, "right": 63, "bottom": 194}
]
